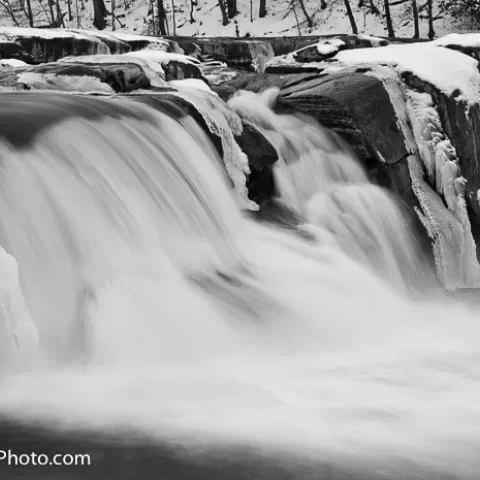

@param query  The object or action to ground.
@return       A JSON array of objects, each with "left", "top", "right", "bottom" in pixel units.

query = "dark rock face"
[
  {"left": 0, "top": 29, "right": 110, "bottom": 64},
  {"left": 234, "top": 120, "right": 278, "bottom": 204},
  {"left": 164, "top": 37, "right": 275, "bottom": 73},
  {"left": 163, "top": 60, "right": 205, "bottom": 82}
]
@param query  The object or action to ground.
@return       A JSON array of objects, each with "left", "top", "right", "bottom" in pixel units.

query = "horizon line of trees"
[{"left": 0, "top": 0, "right": 476, "bottom": 40}]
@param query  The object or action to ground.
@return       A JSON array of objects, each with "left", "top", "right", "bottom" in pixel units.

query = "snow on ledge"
[
  {"left": 59, "top": 54, "right": 167, "bottom": 87},
  {"left": 334, "top": 43, "right": 480, "bottom": 105},
  {"left": 431, "top": 33, "right": 480, "bottom": 48}
]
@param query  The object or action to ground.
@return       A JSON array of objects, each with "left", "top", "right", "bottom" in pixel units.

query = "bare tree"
[
  {"left": 218, "top": 0, "right": 229, "bottom": 24},
  {"left": 298, "top": 0, "right": 313, "bottom": 27},
  {"left": 344, "top": 0, "right": 358, "bottom": 33},
  {"left": 190, "top": 0, "right": 196, "bottom": 23},
  {"left": 259, "top": 0, "right": 266, "bottom": 18},
  {"left": 25, "top": 0, "right": 34, "bottom": 26},
  {"left": 226, "top": 0, "right": 237, "bottom": 18},
  {"left": 66, "top": 0, "right": 73, "bottom": 21},
  {"left": 171, "top": 0, "right": 176, "bottom": 34},
  {"left": 383, "top": 0, "right": 395, "bottom": 37},
  {"left": 157, "top": 0, "right": 167, "bottom": 34},
  {"left": 0, "top": 0, "right": 20, "bottom": 26},
  {"left": 112, "top": 0, "right": 116, "bottom": 30},
  {"left": 427, "top": 0, "right": 434, "bottom": 38},
  {"left": 93, "top": 0, "right": 108, "bottom": 29},
  {"left": 411, "top": 0, "right": 419, "bottom": 38}
]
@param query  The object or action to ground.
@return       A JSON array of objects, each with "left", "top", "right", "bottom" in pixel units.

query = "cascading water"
[
  {"left": 228, "top": 88, "right": 430, "bottom": 291},
  {"left": 0, "top": 89, "right": 480, "bottom": 479}
]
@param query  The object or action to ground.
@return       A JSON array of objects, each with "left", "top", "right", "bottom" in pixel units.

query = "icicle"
[{"left": 165, "top": 86, "right": 256, "bottom": 211}]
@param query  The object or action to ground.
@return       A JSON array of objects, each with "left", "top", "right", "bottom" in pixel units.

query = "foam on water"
[{"left": 0, "top": 91, "right": 479, "bottom": 478}]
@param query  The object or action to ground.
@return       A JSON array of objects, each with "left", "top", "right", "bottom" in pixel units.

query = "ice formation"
[
  {"left": 0, "top": 244, "right": 39, "bottom": 361},
  {"left": 166, "top": 86, "right": 255, "bottom": 210}
]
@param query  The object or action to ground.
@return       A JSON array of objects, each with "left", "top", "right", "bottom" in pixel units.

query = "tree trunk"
[
  {"left": 48, "top": 0, "right": 56, "bottom": 26},
  {"left": 259, "top": 0, "right": 266, "bottom": 18},
  {"left": 298, "top": 0, "right": 313, "bottom": 27},
  {"left": 112, "top": 0, "right": 116, "bottom": 30},
  {"left": 171, "top": 0, "right": 176, "bottom": 34},
  {"left": 157, "top": 0, "right": 167, "bottom": 34},
  {"left": 320, "top": 0, "right": 327, "bottom": 9},
  {"left": 218, "top": 0, "right": 229, "bottom": 25},
  {"left": 383, "top": 0, "right": 395, "bottom": 37},
  {"left": 92, "top": 0, "right": 108, "bottom": 29},
  {"left": 67, "top": 0, "right": 73, "bottom": 21},
  {"left": 344, "top": 0, "right": 358, "bottom": 34},
  {"left": 427, "top": 0, "right": 434, "bottom": 39},
  {"left": 25, "top": 0, "right": 34, "bottom": 26},
  {"left": 411, "top": 0, "right": 419, "bottom": 38},
  {"left": 226, "top": 0, "right": 237, "bottom": 18},
  {"left": 190, "top": 0, "right": 195, "bottom": 23}
]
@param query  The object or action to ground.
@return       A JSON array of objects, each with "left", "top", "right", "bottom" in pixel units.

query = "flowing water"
[{"left": 0, "top": 90, "right": 479, "bottom": 478}]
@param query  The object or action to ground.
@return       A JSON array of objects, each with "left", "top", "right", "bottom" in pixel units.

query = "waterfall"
[{"left": 0, "top": 89, "right": 479, "bottom": 479}]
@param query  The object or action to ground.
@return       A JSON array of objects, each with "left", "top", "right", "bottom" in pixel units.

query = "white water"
[{"left": 0, "top": 91, "right": 479, "bottom": 478}]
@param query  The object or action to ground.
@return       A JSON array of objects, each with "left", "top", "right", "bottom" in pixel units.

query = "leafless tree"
[
  {"left": 190, "top": 0, "right": 196, "bottom": 23},
  {"left": 218, "top": 0, "right": 229, "bottom": 24},
  {"left": 384, "top": 0, "right": 395, "bottom": 37},
  {"left": 226, "top": 0, "right": 237, "bottom": 18},
  {"left": 0, "top": 0, "right": 20, "bottom": 26},
  {"left": 411, "top": 0, "right": 419, "bottom": 38},
  {"left": 171, "top": 0, "right": 176, "bottom": 34},
  {"left": 427, "top": 0, "right": 434, "bottom": 38},
  {"left": 93, "top": 0, "right": 108, "bottom": 29},
  {"left": 157, "top": 0, "right": 167, "bottom": 34},
  {"left": 344, "top": 0, "right": 358, "bottom": 33},
  {"left": 298, "top": 0, "right": 313, "bottom": 27},
  {"left": 259, "top": 0, "right": 266, "bottom": 18},
  {"left": 112, "top": 0, "right": 116, "bottom": 30}
]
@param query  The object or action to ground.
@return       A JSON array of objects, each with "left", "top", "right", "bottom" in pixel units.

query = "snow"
[
  {"left": 169, "top": 78, "right": 213, "bottom": 93},
  {"left": 58, "top": 55, "right": 166, "bottom": 87},
  {"left": 0, "top": 0, "right": 462, "bottom": 41},
  {"left": 0, "top": 59, "right": 27, "bottom": 68},
  {"left": 431, "top": 33, "right": 480, "bottom": 48},
  {"left": 16, "top": 72, "right": 115, "bottom": 93},
  {"left": 334, "top": 44, "right": 480, "bottom": 104},
  {"left": 123, "top": 50, "right": 200, "bottom": 66},
  {"left": 316, "top": 38, "right": 345, "bottom": 55}
]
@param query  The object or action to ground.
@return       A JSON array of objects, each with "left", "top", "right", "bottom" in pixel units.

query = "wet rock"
[
  {"left": 165, "top": 37, "right": 274, "bottom": 73},
  {"left": 0, "top": 27, "right": 110, "bottom": 64}
]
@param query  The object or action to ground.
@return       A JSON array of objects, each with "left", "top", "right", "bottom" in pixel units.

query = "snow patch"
[
  {"left": 431, "top": 33, "right": 480, "bottom": 48},
  {"left": 316, "top": 38, "right": 345, "bottom": 55},
  {"left": 334, "top": 44, "right": 480, "bottom": 105},
  {"left": 58, "top": 55, "right": 166, "bottom": 88},
  {"left": 0, "top": 59, "right": 27, "bottom": 68},
  {"left": 169, "top": 79, "right": 213, "bottom": 93},
  {"left": 16, "top": 72, "right": 115, "bottom": 93}
]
